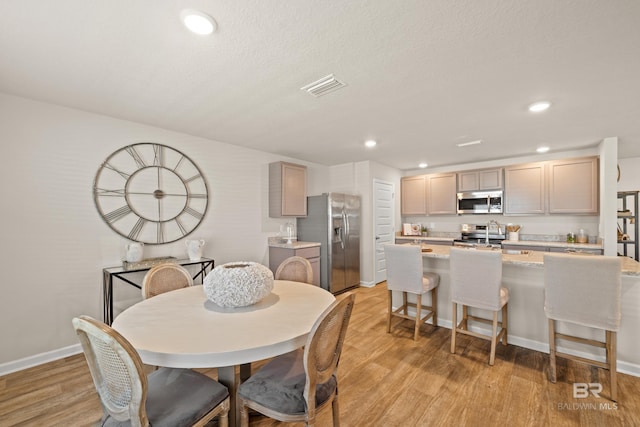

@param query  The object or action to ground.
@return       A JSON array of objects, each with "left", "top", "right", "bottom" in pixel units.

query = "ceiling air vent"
[{"left": 301, "top": 74, "right": 347, "bottom": 97}]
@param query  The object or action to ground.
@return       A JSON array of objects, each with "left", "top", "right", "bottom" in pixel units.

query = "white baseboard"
[
  {"left": 0, "top": 344, "right": 82, "bottom": 377},
  {"left": 398, "top": 311, "right": 640, "bottom": 378},
  {"left": 359, "top": 280, "right": 376, "bottom": 288}
]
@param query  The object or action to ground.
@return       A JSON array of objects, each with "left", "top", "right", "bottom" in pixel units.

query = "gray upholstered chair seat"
[
  {"left": 103, "top": 367, "right": 229, "bottom": 427},
  {"left": 238, "top": 349, "right": 337, "bottom": 415}
]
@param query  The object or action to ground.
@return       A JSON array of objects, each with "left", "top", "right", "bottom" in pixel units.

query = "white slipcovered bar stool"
[
  {"left": 449, "top": 247, "right": 509, "bottom": 366},
  {"left": 384, "top": 244, "right": 439, "bottom": 341},
  {"left": 543, "top": 252, "right": 622, "bottom": 402}
]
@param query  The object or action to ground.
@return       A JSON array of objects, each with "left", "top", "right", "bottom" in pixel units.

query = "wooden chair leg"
[
  {"left": 548, "top": 318, "right": 557, "bottom": 383},
  {"left": 489, "top": 311, "right": 498, "bottom": 366},
  {"left": 402, "top": 292, "right": 408, "bottom": 316},
  {"left": 501, "top": 303, "right": 508, "bottom": 345},
  {"left": 451, "top": 303, "right": 457, "bottom": 354},
  {"left": 461, "top": 305, "right": 469, "bottom": 330},
  {"left": 387, "top": 290, "right": 393, "bottom": 333},
  {"left": 609, "top": 330, "right": 618, "bottom": 402},
  {"left": 414, "top": 294, "right": 422, "bottom": 341},
  {"left": 332, "top": 389, "right": 340, "bottom": 427},
  {"left": 239, "top": 400, "right": 249, "bottom": 427},
  {"left": 431, "top": 286, "right": 438, "bottom": 327}
]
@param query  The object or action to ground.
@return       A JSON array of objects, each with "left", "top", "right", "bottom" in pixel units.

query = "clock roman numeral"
[
  {"left": 125, "top": 146, "right": 146, "bottom": 169},
  {"left": 184, "top": 174, "right": 203, "bottom": 183},
  {"left": 103, "top": 162, "right": 130, "bottom": 180},
  {"left": 128, "top": 217, "right": 147, "bottom": 240},
  {"left": 104, "top": 205, "right": 133, "bottom": 223},
  {"left": 95, "top": 188, "right": 126, "bottom": 197},
  {"left": 157, "top": 222, "right": 165, "bottom": 243},
  {"left": 184, "top": 207, "right": 204, "bottom": 220},
  {"left": 175, "top": 217, "right": 187, "bottom": 236},
  {"left": 152, "top": 144, "right": 164, "bottom": 167},
  {"left": 173, "top": 155, "right": 185, "bottom": 172}
]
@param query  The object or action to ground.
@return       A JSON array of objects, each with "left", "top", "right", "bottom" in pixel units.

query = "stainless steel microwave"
[{"left": 457, "top": 190, "right": 503, "bottom": 214}]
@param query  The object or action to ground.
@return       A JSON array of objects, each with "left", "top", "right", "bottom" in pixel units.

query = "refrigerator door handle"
[{"left": 343, "top": 211, "right": 349, "bottom": 244}]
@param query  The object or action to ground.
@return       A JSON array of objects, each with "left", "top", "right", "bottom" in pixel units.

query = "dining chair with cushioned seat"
[
  {"left": 275, "top": 256, "right": 314, "bottom": 284},
  {"left": 238, "top": 293, "right": 355, "bottom": 427},
  {"left": 72, "top": 315, "right": 230, "bottom": 427},
  {"left": 449, "top": 247, "right": 509, "bottom": 366},
  {"left": 544, "top": 252, "right": 622, "bottom": 402},
  {"left": 384, "top": 244, "right": 440, "bottom": 340},
  {"left": 141, "top": 263, "right": 193, "bottom": 299}
]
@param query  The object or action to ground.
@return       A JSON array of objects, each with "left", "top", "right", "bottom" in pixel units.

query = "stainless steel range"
[{"left": 454, "top": 222, "right": 506, "bottom": 247}]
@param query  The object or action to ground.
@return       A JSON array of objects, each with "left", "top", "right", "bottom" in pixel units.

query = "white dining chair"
[
  {"left": 449, "top": 247, "right": 509, "bottom": 366},
  {"left": 544, "top": 252, "right": 622, "bottom": 401},
  {"left": 384, "top": 244, "right": 439, "bottom": 340}
]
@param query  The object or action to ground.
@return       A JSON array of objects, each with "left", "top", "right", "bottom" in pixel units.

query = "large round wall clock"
[{"left": 93, "top": 143, "right": 208, "bottom": 245}]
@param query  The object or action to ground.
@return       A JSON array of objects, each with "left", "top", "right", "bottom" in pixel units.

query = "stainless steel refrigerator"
[{"left": 297, "top": 193, "right": 361, "bottom": 294}]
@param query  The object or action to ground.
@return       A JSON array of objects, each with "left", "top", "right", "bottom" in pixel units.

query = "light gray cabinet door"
[
  {"left": 427, "top": 172, "right": 457, "bottom": 215},
  {"left": 269, "top": 162, "right": 307, "bottom": 217},
  {"left": 401, "top": 175, "right": 427, "bottom": 215},
  {"left": 458, "top": 168, "right": 503, "bottom": 192},
  {"left": 547, "top": 157, "right": 598, "bottom": 214},
  {"left": 504, "top": 162, "right": 546, "bottom": 214}
]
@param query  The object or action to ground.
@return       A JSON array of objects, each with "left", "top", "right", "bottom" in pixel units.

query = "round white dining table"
[{"left": 111, "top": 280, "right": 336, "bottom": 427}]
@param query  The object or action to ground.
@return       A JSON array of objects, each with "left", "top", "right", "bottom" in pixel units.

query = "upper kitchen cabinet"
[
  {"left": 547, "top": 157, "right": 598, "bottom": 214},
  {"left": 427, "top": 172, "right": 457, "bottom": 215},
  {"left": 269, "top": 161, "right": 307, "bottom": 217},
  {"left": 401, "top": 175, "right": 427, "bottom": 215},
  {"left": 457, "top": 168, "right": 503, "bottom": 192},
  {"left": 504, "top": 162, "right": 546, "bottom": 214}
]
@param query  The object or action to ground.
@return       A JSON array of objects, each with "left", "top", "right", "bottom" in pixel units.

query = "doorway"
[{"left": 373, "top": 179, "right": 394, "bottom": 283}]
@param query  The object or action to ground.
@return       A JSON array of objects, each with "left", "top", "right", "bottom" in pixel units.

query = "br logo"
[{"left": 573, "top": 383, "right": 602, "bottom": 398}]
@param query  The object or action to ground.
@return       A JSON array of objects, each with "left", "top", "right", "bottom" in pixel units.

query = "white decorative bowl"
[{"left": 203, "top": 262, "right": 274, "bottom": 307}]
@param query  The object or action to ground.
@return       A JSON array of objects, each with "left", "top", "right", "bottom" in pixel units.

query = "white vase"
[
  {"left": 186, "top": 239, "right": 205, "bottom": 261},
  {"left": 125, "top": 242, "right": 144, "bottom": 263}
]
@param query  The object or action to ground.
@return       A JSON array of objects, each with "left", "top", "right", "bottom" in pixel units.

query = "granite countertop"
[
  {"left": 395, "top": 235, "right": 455, "bottom": 242},
  {"left": 503, "top": 240, "right": 603, "bottom": 250},
  {"left": 407, "top": 243, "right": 640, "bottom": 277},
  {"left": 268, "top": 239, "right": 321, "bottom": 249}
]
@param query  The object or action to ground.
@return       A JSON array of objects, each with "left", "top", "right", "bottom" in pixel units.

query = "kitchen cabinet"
[
  {"left": 401, "top": 175, "right": 427, "bottom": 215},
  {"left": 269, "top": 245, "right": 320, "bottom": 286},
  {"left": 504, "top": 162, "right": 546, "bottom": 215},
  {"left": 547, "top": 157, "right": 598, "bottom": 214},
  {"left": 427, "top": 173, "right": 457, "bottom": 215},
  {"left": 457, "top": 168, "right": 503, "bottom": 192},
  {"left": 269, "top": 162, "right": 307, "bottom": 217},
  {"left": 618, "top": 191, "right": 639, "bottom": 261}
]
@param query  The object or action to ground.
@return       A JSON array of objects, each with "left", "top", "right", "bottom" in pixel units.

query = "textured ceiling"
[{"left": 1, "top": 0, "right": 639, "bottom": 170}]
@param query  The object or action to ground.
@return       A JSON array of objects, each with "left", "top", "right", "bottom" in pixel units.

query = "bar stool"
[
  {"left": 449, "top": 247, "right": 509, "bottom": 366},
  {"left": 544, "top": 252, "right": 622, "bottom": 402},
  {"left": 384, "top": 244, "right": 439, "bottom": 340}
]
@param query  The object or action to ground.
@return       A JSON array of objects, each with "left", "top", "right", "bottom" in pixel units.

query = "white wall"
[{"left": 0, "top": 93, "right": 330, "bottom": 367}]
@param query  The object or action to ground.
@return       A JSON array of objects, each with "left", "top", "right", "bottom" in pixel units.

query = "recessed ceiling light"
[
  {"left": 529, "top": 101, "right": 551, "bottom": 112},
  {"left": 457, "top": 140, "right": 482, "bottom": 147},
  {"left": 419, "top": 163, "right": 428, "bottom": 168},
  {"left": 181, "top": 9, "right": 216, "bottom": 35},
  {"left": 536, "top": 146, "right": 550, "bottom": 153},
  {"left": 364, "top": 140, "right": 377, "bottom": 148}
]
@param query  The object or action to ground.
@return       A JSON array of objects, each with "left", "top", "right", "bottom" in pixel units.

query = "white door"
[{"left": 374, "top": 179, "right": 394, "bottom": 283}]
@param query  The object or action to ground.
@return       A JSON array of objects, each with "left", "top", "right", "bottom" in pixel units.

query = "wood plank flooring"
[{"left": 1, "top": 283, "right": 639, "bottom": 426}]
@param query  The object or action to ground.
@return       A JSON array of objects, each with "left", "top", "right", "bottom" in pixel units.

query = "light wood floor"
[{"left": 2, "top": 283, "right": 639, "bottom": 426}]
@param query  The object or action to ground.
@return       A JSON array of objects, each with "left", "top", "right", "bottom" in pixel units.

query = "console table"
[{"left": 102, "top": 257, "right": 214, "bottom": 325}]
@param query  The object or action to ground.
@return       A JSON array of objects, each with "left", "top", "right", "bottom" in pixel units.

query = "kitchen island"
[{"left": 394, "top": 244, "right": 640, "bottom": 376}]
